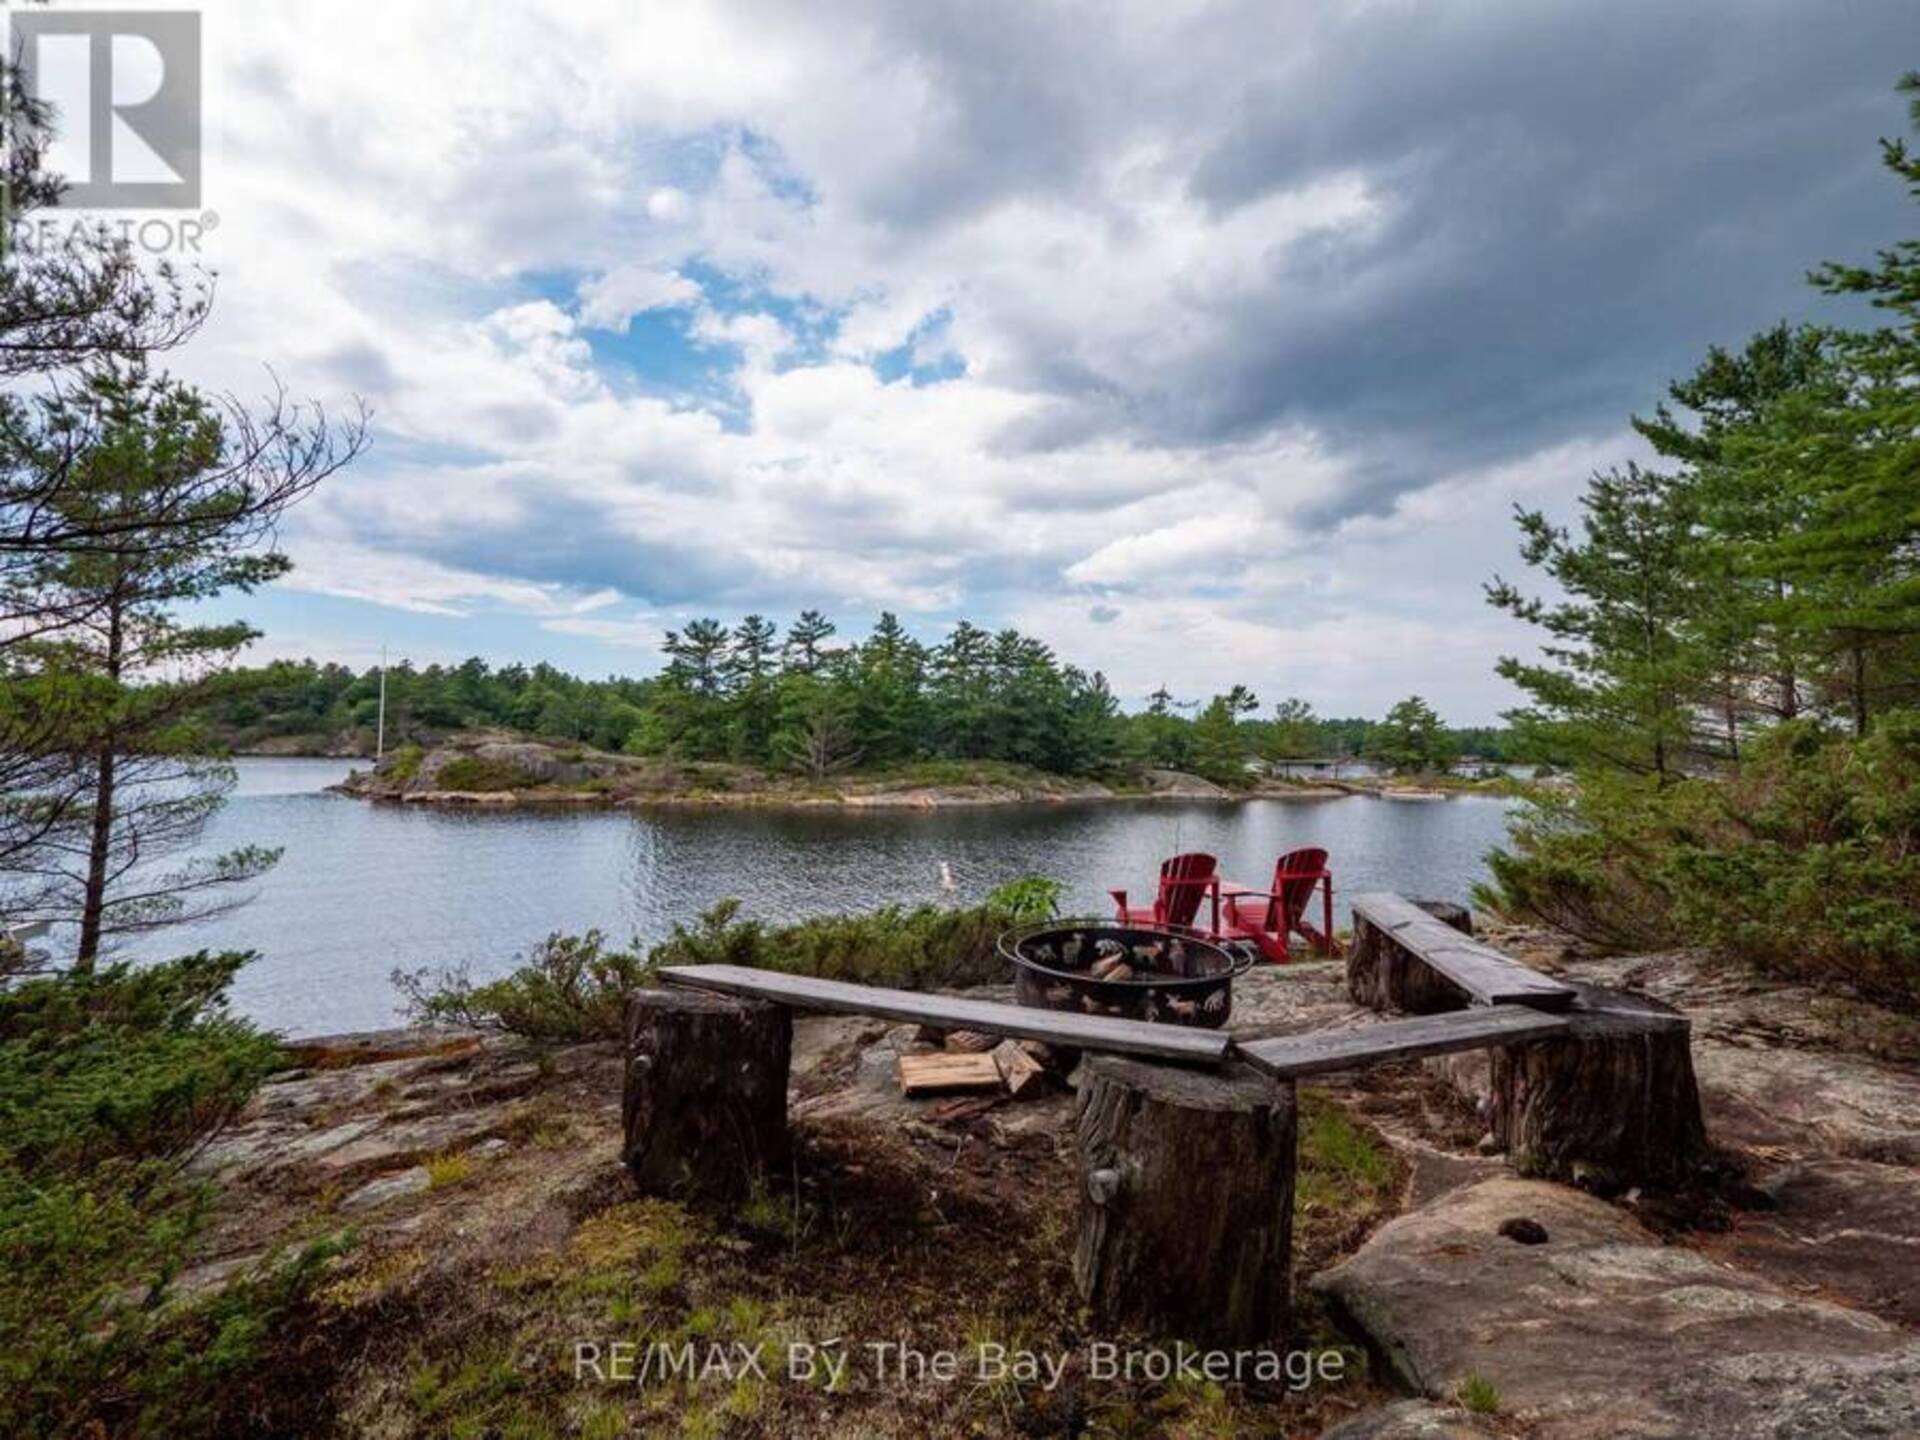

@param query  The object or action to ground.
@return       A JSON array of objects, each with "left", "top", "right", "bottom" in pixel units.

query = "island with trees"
[{"left": 208, "top": 631, "right": 1514, "bottom": 806}]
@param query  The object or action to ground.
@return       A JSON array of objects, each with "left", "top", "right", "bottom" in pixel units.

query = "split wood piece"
[
  {"left": 622, "top": 988, "right": 790, "bottom": 1204},
  {"left": 899, "top": 1051, "right": 1003, "bottom": 1095},
  {"left": 944, "top": 1029, "right": 997, "bottom": 1053},
  {"left": 1491, "top": 980, "right": 1709, "bottom": 1190},
  {"left": 658, "top": 963, "right": 1230, "bottom": 1064},
  {"left": 1074, "top": 1056, "right": 1295, "bottom": 1346},
  {"left": 993, "top": 1039, "right": 1049, "bottom": 1099},
  {"left": 1238, "top": 1006, "right": 1571, "bottom": 1080},
  {"left": 1346, "top": 892, "right": 1576, "bottom": 1013}
]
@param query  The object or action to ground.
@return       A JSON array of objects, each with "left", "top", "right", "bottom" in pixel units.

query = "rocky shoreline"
[
  {"left": 325, "top": 733, "right": 1478, "bottom": 811},
  {"left": 176, "top": 926, "right": 1920, "bottom": 1435}
]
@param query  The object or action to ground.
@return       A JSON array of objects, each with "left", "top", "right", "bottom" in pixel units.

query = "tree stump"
[
  {"left": 1074, "top": 1056, "right": 1295, "bottom": 1345},
  {"left": 1490, "top": 982, "right": 1708, "bottom": 1191},
  {"left": 1346, "top": 898, "right": 1472, "bottom": 1013},
  {"left": 622, "top": 989, "right": 791, "bottom": 1203}
]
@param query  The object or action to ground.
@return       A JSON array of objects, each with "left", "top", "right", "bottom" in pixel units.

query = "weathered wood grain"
[
  {"left": 1074, "top": 1057, "right": 1295, "bottom": 1345},
  {"left": 657, "top": 964, "right": 1232, "bottom": 1064},
  {"left": 898, "top": 1051, "right": 1002, "bottom": 1095},
  {"left": 622, "top": 989, "right": 790, "bottom": 1203},
  {"left": 1348, "top": 892, "right": 1577, "bottom": 1010},
  {"left": 1490, "top": 980, "right": 1709, "bottom": 1189},
  {"left": 1238, "top": 1006, "right": 1572, "bottom": 1079}
]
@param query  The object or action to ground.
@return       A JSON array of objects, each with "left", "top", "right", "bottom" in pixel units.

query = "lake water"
[{"left": 101, "top": 758, "right": 1521, "bottom": 1037}]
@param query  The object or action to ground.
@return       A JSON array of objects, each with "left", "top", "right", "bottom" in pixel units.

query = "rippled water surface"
[{"left": 107, "top": 758, "right": 1520, "bottom": 1036}]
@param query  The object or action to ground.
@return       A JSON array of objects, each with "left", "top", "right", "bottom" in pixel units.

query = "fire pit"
[{"left": 998, "top": 919, "right": 1253, "bottom": 1028}]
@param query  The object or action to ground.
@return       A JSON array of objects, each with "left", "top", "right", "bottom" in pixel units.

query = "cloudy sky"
[{"left": 63, "top": 0, "right": 1920, "bottom": 721}]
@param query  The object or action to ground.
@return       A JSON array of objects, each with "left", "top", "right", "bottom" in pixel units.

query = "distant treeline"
[{"left": 207, "top": 613, "right": 1512, "bottom": 779}]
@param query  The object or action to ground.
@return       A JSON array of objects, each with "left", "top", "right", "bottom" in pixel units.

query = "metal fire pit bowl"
[{"left": 998, "top": 918, "right": 1253, "bottom": 1029}]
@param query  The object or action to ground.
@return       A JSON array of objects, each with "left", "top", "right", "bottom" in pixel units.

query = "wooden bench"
[
  {"left": 656, "top": 963, "right": 1232, "bottom": 1064},
  {"left": 1347, "top": 892, "right": 1578, "bottom": 1012},
  {"left": 638, "top": 964, "right": 1276, "bottom": 1345},
  {"left": 626, "top": 912, "right": 1704, "bottom": 1342},
  {"left": 1238, "top": 1005, "right": 1572, "bottom": 1080}
]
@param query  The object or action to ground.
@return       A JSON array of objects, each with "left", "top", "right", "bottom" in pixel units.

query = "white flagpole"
[{"left": 376, "top": 644, "right": 388, "bottom": 760}]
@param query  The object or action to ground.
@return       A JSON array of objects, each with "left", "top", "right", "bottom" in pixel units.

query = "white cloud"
[
  {"left": 138, "top": 0, "right": 1897, "bottom": 721},
  {"left": 1066, "top": 515, "right": 1260, "bottom": 589},
  {"left": 542, "top": 613, "right": 668, "bottom": 649},
  {"left": 577, "top": 266, "right": 702, "bottom": 331}
]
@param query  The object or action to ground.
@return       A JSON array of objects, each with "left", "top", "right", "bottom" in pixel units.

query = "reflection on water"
[{"left": 107, "top": 758, "right": 1520, "bottom": 1037}]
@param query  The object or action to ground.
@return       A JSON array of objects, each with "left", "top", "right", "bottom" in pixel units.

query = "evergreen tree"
[
  {"left": 1782, "top": 71, "right": 1920, "bottom": 731},
  {"left": 727, "top": 614, "right": 780, "bottom": 761},
  {"left": 1634, "top": 325, "right": 1835, "bottom": 751},
  {"left": 1135, "top": 684, "right": 1195, "bottom": 768},
  {"left": 657, "top": 618, "right": 733, "bottom": 757},
  {"left": 1365, "top": 695, "right": 1455, "bottom": 775},
  {"left": 0, "top": 367, "right": 313, "bottom": 966},
  {"left": 1265, "top": 697, "right": 1321, "bottom": 760},
  {"left": 782, "top": 610, "right": 837, "bottom": 674},
  {"left": 1191, "top": 686, "right": 1258, "bottom": 781},
  {"left": 1488, "top": 464, "right": 1707, "bottom": 780},
  {"left": 931, "top": 620, "right": 996, "bottom": 758},
  {"left": 848, "top": 612, "right": 926, "bottom": 764}
]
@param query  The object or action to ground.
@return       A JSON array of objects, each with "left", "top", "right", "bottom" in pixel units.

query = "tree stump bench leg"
[
  {"left": 1346, "top": 898, "right": 1472, "bottom": 1013},
  {"left": 1074, "top": 1056, "right": 1296, "bottom": 1345},
  {"left": 622, "top": 989, "right": 791, "bottom": 1203},
  {"left": 1491, "top": 982, "right": 1708, "bottom": 1191}
]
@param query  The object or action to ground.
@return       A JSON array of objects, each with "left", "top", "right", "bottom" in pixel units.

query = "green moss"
[
  {"left": 407, "top": 1348, "right": 529, "bottom": 1436},
  {"left": 426, "top": 1152, "right": 474, "bottom": 1189},
  {"left": 1296, "top": 1095, "right": 1395, "bottom": 1215},
  {"left": 1456, "top": 1372, "right": 1501, "bottom": 1414}
]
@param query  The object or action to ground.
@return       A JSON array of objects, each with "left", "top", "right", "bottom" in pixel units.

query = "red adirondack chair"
[
  {"left": 1219, "top": 847, "right": 1335, "bottom": 963},
  {"left": 1109, "top": 852, "right": 1221, "bottom": 935}
]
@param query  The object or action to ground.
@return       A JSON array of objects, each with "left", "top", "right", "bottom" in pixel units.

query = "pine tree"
[
  {"left": 1191, "top": 686, "right": 1259, "bottom": 782},
  {"left": 1488, "top": 465, "right": 1707, "bottom": 780},
  {"left": 1783, "top": 70, "right": 1920, "bottom": 731},
  {"left": 848, "top": 612, "right": 926, "bottom": 764},
  {"left": 1634, "top": 324, "right": 1835, "bottom": 750},
  {"left": 781, "top": 610, "right": 837, "bottom": 674},
  {"left": 0, "top": 366, "right": 319, "bottom": 967},
  {"left": 1364, "top": 696, "right": 1454, "bottom": 775},
  {"left": 1266, "top": 697, "right": 1321, "bottom": 760},
  {"left": 727, "top": 614, "right": 780, "bottom": 761}
]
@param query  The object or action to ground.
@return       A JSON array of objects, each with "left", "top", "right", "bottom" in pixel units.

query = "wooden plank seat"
[
  {"left": 1238, "top": 1006, "right": 1572, "bottom": 1080},
  {"left": 656, "top": 964, "right": 1232, "bottom": 1064},
  {"left": 1349, "top": 892, "right": 1577, "bottom": 1011}
]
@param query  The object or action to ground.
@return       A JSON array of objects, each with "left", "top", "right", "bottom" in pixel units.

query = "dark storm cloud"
[
  {"left": 1167, "top": 0, "right": 1916, "bottom": 518},
  {"left": 825, "top": 0, "right": 1915, "bottom": 519}
]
